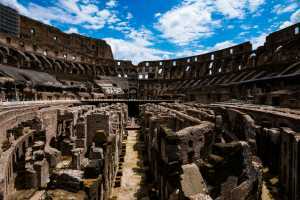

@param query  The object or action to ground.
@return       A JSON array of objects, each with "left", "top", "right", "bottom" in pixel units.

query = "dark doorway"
[
  {"left": 128, "top": 102, "right": 139, "bottom": 117},
  {"left": 272, "top": 96, "right": 281, "bottom": 106}
]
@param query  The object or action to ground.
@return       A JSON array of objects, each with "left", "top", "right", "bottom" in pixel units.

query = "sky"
[{"left": 0, "top": 0, "right": 299, "bottom": 64}]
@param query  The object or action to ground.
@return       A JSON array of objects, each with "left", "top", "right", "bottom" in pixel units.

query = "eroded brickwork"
[{"left": 0, "top": 102, "right": 128, "bottom": 200}]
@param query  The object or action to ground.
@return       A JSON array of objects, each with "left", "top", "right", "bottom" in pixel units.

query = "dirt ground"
[{"left": 110, "top": 130, "right": 149, "bottom": 200}]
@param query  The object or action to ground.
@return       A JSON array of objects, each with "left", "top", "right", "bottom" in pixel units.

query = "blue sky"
[{"left": 1, "top": 0, "right": 299, "bottom": 64}]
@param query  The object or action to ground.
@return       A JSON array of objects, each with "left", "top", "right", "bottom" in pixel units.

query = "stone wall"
[
  {"left": 0, "top": 102, "right": 128, "bottom": 200},
  {"left": 140, "top": 103, "right": 262, "bottom": 200}
]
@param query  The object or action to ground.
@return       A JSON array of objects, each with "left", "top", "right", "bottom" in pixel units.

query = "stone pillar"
[
  {"left": 15, "top": 88, "right": 19, "bottom": 101},
  {"left": 33, "top": 159, "right": 49, "bottom": 188},
  {"left": 280, "top": 127, "right": 300, "bottom": 200}
]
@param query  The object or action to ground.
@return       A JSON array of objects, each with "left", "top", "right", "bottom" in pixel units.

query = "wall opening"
[{"left": 128, "top": 102, "right": 140, "bottom": 117}]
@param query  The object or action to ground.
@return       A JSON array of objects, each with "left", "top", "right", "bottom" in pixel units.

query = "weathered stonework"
[
  {"left": 0, "top": 102, "right": 128, "bottom": 200},
  {"left": 0, "top": 2, "right": 300, "bottom": 200}
]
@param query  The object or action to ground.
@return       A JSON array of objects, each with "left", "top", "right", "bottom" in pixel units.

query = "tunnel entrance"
[
  {"left": 272, "top": 96, "right": 281, "bottom": 106},
  {"left": 128, "top": 102, "right": 140, "bottom": 117}
]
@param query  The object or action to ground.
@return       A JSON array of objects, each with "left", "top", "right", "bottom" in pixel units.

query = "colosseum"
[{"left": 0, "top": 2, "right": 299, "bottom": 200}]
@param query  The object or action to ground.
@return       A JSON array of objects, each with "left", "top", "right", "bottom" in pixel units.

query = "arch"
[
  {"left": 70, "top": 62, "right": 80, "bottom": 75},
  {"left": 95, "top": 65, "right": 105, "bottom": 76},
  {"left": 57, "top": 60, "right": 69, "bottom": 73},
  {"left": 75, "top": 63, "right": 86, "bottom": 75},
  {"left": 28, "top": 136, "right": 33, "bottom": 146},
  {"left": 0, "top": 46, "right": 9, "bottom": 56},
  {"left": 41, "top": 55, "right": 53, "bottom": 71},
  {"left": 116, "top": 68, "right": 124, "bottom": 76},
  {"left": 108, "top": 66, "right": 117, "bottom": 76},
  {"left": 129, "top": 87, "right": 138, "bottom": 99},
  {"left": 81, "top": 63, "right": 93, "bottom": 75},
  {"left": 36, "top": 54, "right": 51, "bottom": 72},
  {"left": 28, "top": 52, "right": 43, "bottom": 70}
]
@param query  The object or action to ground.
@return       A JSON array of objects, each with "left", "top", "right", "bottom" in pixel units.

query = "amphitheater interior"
[{"left": 0, "top": 3, "right": 300, "bottom": 200}]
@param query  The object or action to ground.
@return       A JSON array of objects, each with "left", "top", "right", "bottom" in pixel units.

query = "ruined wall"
[
  {"left": 140, "top": 101, "right": 300, "bottom": 200},
  {"left": 205, "top": 102, "right": 300, "bottom": 200},
  {"left": 0, "top": 102, "right": 128, "bottom": 200},
  {"left": 1, "top": 12, "right": 113, "bottom": 61},
  {"left": 137, "top": 23, "right": 300, "bottom": 104},
  {"left": 140, "top": 103, "right": 262, "bottom": 200}
]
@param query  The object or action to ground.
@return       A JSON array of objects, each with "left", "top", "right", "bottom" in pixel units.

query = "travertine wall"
[
  {"left": 140, "top": 102, "right": 300, "bottom": 200},
  {"left": 140, "top": 103, "right": 262, "bottom": 200},
  {"left": 0, "top": 102, "right": 128, "bottom": 200}
]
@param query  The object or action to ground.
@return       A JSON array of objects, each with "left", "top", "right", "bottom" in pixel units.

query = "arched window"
[
  {"left": 295, "top": 27, "right": 299, "bottom": 35},
  {"left": 188, "top": 140, "right": 193, "bottom": 147},
  {"left": 185, "top": 66, "right": 190, "bottom": 72},
  {"left": 158, "top": 68, "right": 163, "bottom": 74},
  {"left": 6, "top": 37, "right": 11, "bottom": 44},
  {"left": 30, "top": 28, "right": 35, "bottom": 34}
]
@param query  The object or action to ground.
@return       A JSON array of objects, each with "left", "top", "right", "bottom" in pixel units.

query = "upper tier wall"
[
  {"left": 0, "top": 3, "right": 114, "bottom": 64},
  {"left": 19, "top": 16, "right": 113, "bottom": 60},
  {"left": 137, "top": 23, "right": 300, "bottom": 80}
]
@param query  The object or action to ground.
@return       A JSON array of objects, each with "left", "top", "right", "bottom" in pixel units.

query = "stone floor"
[
  {"left": 261, "top": 168, "right": 282, "bottom": 200},
  {"left": 110, "top": 129, "right": 149, "bottom": 200}
]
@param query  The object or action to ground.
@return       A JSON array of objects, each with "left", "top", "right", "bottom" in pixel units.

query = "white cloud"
[
  {"left": 227, "top": 25, "right": 235, "bottom": 29},
  {"left": 279, "top": 21, "right": 293, "bottom": 29},
  {"left": 273, "top": 3, "right": 298, "bottom": 14},
  {"left": 155, "top": 1, "right": 219, "bottom": 45},
  {"left": 211, "top": 41, "right": 236, "bottom": 50},
  {"left": 65, "top": 27, "right": 79, "bottom": 34},
  {"left": 250, "top": 33, "right": 267, "bottom": 49},
  {"left": 215, "top": 0, "right": 246, "bottom": 19},
  {"left": 0, "top": 0, "right": 121, "bottom": 30},
  {"left": 172, "top": 40, "right": 236, "bottom": 59},
  {"left": 248, "top": 0, "right": 265, "bottom": 12},
  {"left": 126, "top": 12, "right": 133, "bottom": 20},
  {"left": 240, "top": 24, "right": 258, "bottom": 30},
  {"left": 241, "top": 25, "right": 252, "bottom": 30},
  {"left": 105, "top": 38, "right": 172, "bottom": 64},
  {"left": 239, "top": 31, "right": 249, "bottom": 36},
  {"left": 127, "top": 27, "right": 155, "bottom": 46},
  {"left": 214, "top": 0, "right": 264, "bottom": 18},
  {"left": 174, "top": 49, "right": 205, "bottom": 58},
  {"left": 279, "top": 9, "right": 300, "bottom": 29},
  {"left": 106, "top": 0, "right": 117, "bottom": 8},
  {"left": 155, "top": 13, "right": 161, "bottom": 17},
  {"left": 291, "top": 9, "right": 300, "bottom": 23},
  {"left": 155, "top": 0, "right": 265, "bottom": 45},
  {"left": 0, "top": 0, "right": 28, "bottom": 14}
]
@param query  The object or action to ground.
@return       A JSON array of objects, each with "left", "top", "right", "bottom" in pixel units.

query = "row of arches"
[{"left": 0, "top": 44, "right": 138, "bottom": 78}]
